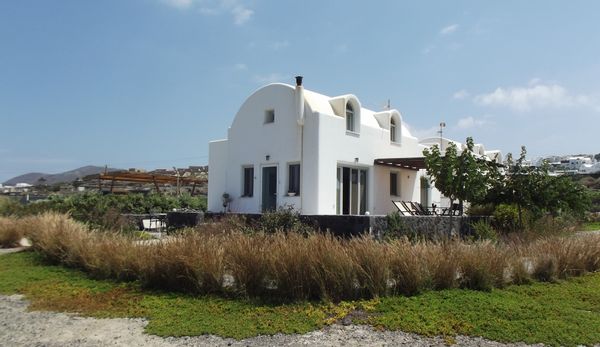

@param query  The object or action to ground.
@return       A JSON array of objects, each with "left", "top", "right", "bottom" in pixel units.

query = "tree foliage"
[
  {"left": 423, "top": 137, "right": 498, "bottom": 212},
  {"left": 424, "top": 139, "right": 590, "bottom": 228},
  {"left": 485, "top": 147, "right": 590, "bottom": 226}
]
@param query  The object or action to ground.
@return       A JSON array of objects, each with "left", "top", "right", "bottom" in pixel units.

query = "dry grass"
[
  {"left": 0, "top": 217, "right": 25, "bottom": 248},
  {"left": 12, "top": 213, "right": 600, "bottom": 302}
]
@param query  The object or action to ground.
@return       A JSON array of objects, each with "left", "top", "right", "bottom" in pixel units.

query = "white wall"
[
  {"left": 209, "top": 83, "right": 433, "bottom": 215},
  {"left": 208, "top": 84, "right": 312, "bottom": 213},
  {"left": 312, "top": 108, "right": 423, "bottom": 215},
  {"left": 208, "top": 139, "right": 228, "bottom": 212}
]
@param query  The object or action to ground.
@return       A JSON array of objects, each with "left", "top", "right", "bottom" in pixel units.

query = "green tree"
[
  {"left": 487, "top": 147, "right": 590, "bottom": 229},
  {"left": 423, "top": 137, "right": 498, "bottom": 215}
]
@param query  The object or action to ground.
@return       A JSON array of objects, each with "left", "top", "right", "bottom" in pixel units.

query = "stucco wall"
[
  {"left": 208, "top": 139, "right": 228, "bottom": 212},
  {"left": 208, "top": 82, "right": 435, "bottom": 215}
]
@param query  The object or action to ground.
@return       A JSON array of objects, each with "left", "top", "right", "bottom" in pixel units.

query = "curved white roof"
[{"left": 237, "top": 83, "right": 418, "bottom": 138}]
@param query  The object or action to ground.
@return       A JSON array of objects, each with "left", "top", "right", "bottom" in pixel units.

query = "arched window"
[
  {"left": 346, "top": 103, "right": 355, "bottom": 132},
  {"left": 390, "top": 118, "right": 397, "bottom": 142}
]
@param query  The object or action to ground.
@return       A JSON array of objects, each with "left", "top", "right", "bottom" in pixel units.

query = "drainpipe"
[{"left": 295, "top": 76, "right": 304, "bottom": 213}]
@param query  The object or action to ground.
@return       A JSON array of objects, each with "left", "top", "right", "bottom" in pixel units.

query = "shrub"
[
  {"left": 0, "top": 196, "right": 23, "bottom": 216},
  {"left": 226, "top": 233, "right": 271, "bottom": 297},
  {"left": 466, "top": 203, "right": 495, "bottom": 216},
  {"left": 469, "top": 220, "right": 498, "bottom": 242},
  {"left": 254, "top": 205, "right": 313, "bottom": 234},
  {"left": 138, "top": 233, "right": 226, "bottom": 293},
  {"left": 457, "top": 242, "right": 507, "bottom": 290},
  {"left": 383, "top": 212, "right": 422, "bottom": 241},
  {"left": 0, "top": 217, "right": 24, "bottom": 248},
  {"left": 387, "top": 240, "right": 427, "bottom": 295},
  {"left": 493, "top": 204, "right": 524, "bottom": 233},
  {"left": 10, "top": 214, "right": 600, "bottom": 302},
  {"left": 348, "top": 236, "right": 390, "bottom": 298},
  {"left": 4, "top": 193, "right": 207, "bottom": 230}
]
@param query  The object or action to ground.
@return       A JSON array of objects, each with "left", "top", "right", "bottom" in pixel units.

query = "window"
[
  {"left": 242, "top": 166, "right": 254, "bottom": 197},
  {"left": 345, "top": 103, "right": 354, "bottom": 132},
  {"left": 264, "top": 109, "right": 275, "bottom": 124},
  {"left": 390, "top": 118, "right": 397, "bottom": 142},
  {"left": 288, "top": 164, "right": 300, "bottom": 195},
  {"left": 390, "top": 172, "right": 398, "bottom": 196}
]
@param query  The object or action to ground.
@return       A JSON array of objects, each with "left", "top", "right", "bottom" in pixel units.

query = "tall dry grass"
[
  {"left": 11, "top": 213, "right": 600, "bottom": 302},
  {"left": 0, "top": 217, "right": 25, "bottom": 248}
]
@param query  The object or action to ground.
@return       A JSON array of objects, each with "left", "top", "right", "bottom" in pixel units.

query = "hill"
[{"left": 3, "top": 166, "right": 120, "bottom": 186}]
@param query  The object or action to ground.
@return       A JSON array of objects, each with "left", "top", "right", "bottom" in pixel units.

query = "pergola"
[
  {"left": 98, "top": 171, "right": 206, "bottom": 194},
  {"left": 373, "top": 157, "right": 427, "bottom": 171}
]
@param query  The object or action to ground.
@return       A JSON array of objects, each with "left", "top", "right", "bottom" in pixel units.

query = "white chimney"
[{"left": 295, "top": 76, "right": 305, "bottom": 126}]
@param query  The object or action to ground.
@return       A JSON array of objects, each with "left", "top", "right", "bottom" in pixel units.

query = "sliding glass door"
[{"left": 336, "top": 166, "right": 367, "bottom": 215}]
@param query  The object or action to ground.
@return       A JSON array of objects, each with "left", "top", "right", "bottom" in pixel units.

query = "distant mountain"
[{"left": 3, "top": 166, "right": 120, "bottom": 186}]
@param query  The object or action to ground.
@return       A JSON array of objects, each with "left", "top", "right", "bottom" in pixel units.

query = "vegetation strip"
[
  {"left": 2, "top": 251, "right": 600, "bottom": 346},
  {"left": 9, "top": 213, "right": 600, "bottom": 301}
]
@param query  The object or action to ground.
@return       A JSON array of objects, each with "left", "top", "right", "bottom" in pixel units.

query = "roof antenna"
[{"left": 386, "top": 99, "right": 391, "bottom": 110}]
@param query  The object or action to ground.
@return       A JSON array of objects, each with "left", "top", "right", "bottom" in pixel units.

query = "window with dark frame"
[
  {"left": 390, "top": 172, "right": 398, "bottom": 196},
  {"left": 288, "top": 164, "right": 300, "bottom": 195},
  {"left": 243, "top": 167, "right": 254, "bottom": 197},
  {"left": 345, "top": 103, "right": 354, "bottom": 132},
  {"left": 390, "top": 118, "right": 397, "bottom": 142}
]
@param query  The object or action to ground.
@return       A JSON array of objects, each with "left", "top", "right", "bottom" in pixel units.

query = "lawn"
[{"left": 2, "top": 251, "right": 600, "bottom": 346}]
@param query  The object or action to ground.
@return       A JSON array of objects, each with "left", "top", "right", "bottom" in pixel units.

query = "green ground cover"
[
  {"left": 581, "top": 221, "right": 600, "bottom": 231},
  {"left": 1, "top": 251, "right": 600, "bottom": 346}
]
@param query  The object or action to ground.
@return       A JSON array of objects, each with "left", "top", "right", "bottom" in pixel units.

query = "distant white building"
[
  {"left": 208, "top": 77, "right": 500, "bottom": 215},
  {"left": 562, "top": 156, "right": 592, "bottom": 171},
  {"left": 1, "top": 183, "right": 32, "bottom": 193},
  {"left": 580, "top": 162, "right": 600, "bottom": 174}
]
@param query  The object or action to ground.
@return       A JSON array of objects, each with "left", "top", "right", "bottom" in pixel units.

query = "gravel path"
[{"left": 0, "top": 294, "right": 544, "bottom": 347}]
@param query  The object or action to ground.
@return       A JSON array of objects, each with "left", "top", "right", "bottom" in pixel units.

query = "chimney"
[{"left": 295, "top": 76, "right": 305, "bottom": 125}]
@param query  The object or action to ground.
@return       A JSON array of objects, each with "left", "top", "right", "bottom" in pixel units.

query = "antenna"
[{"left": 386, "top": 99, "right": 391, "bottom": 110}]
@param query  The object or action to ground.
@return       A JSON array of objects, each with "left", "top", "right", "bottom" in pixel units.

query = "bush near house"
[
  {"left": 0, "top": 217, "right": 24, "bottom": 248},
  {"left": 8, "top": 213, "right": 600, "bottom": 302},
  {"left": 0, "top": 193, "right": 206, "bottom": 230},
  {"left": 425, "top": 141, "right": 591, "bottom": 234}
]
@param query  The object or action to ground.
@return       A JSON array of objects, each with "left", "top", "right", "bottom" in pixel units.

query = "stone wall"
[
  {"left": 204, "top": 212, "right": 490, "bottom": 239},
  {"left": 370, "top": 215, "right": 491, "bottom": 240}
]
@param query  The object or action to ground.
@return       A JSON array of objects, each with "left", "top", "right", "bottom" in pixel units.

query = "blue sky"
[{"left": 1, "top": 1, "right": 599, "bottom": 181}]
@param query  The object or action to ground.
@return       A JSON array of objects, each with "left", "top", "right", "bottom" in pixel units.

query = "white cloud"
[
  {"left": 453, "top": 89, "right": 470, "bottom": 100},
  {"left": 161, "top": 0, "right": 254, "bottom": 25},
  {"left": 440, "top": 24, "right": 459, "bottom": 35},
  {"left": 269, "top": 40, "right": 290, "bottom": 51},
  {"left": 421, "top": 45, "right": 435, "bottom": 55},
  {"left": 474, "top": 80, "right": 597, "bottom": 112},
  {"left": 455, "top": 116, "right": 489, "bottom": 130},
  {"left": 162, "top": 0, "right": 193, "bottom": 9},
  {"left": 231, "top": 5, "right": 253, "bottom": 25},
  {"left": 254, "top": 73, "right": 286, "bottom": 84}
]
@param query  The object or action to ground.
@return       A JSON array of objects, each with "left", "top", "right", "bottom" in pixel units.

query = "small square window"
[{"left": 264, "top": 109, "right": 275, "bottom": 124}]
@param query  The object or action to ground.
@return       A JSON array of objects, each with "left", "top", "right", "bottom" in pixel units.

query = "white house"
[{"left": 208, "top": 77, "right": 499, "bottom": 215}]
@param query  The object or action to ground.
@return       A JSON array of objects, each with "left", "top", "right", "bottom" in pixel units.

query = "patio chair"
[
  {"left": 401, "top": 201, "right": 420, "bottom": 215},
  {"left": 392, "top": 200, "right": 413, "bottom": 215},
  {"left": 413, "top": 201, "right": 434, "bottom": 215}
]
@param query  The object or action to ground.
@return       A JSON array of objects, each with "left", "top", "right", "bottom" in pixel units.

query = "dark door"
[{"left": 262, "top": 166, "right": 277, "bottom": 212}]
